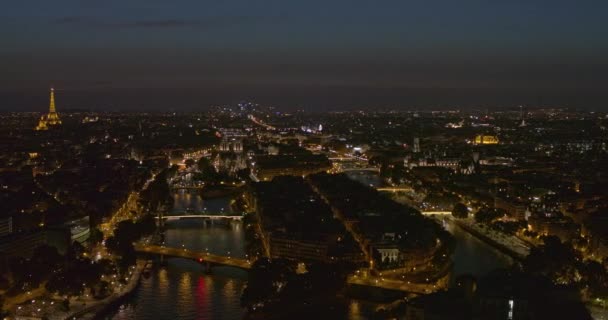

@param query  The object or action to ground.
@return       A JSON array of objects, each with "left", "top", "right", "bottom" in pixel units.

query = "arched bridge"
[
  {"left": 420, "top": 211, "right": 452, "bottom": 215},
  {"left": 171, "top": 186, "right": 205, "bottom": 190},
  {"left": 134, "top": 244, "right": 443, "bottom": 293},
  {"left": 134, "top": 244, "right": 251, "bottom": 269},
  {"left": 159, "top": 212, "right": 244, "bottom": 221},
  {"left": 376, "top": 187, "right": 413, "bottom": 192},
  {"left": 341, "top": 167, "right": 381, "bottom": 173}
]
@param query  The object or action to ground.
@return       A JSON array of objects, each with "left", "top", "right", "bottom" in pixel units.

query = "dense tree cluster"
[
  {"left": 490, "top": 220, "right": 526, "bottom": 235},
  {"left": 308, "top": 173, "right": 450, "bottom": 251},
  {"left": 242, "top": 213, "right": 265, "bottom": 259},
  {"left": 139, "top": 167, "right": 175, "bottom": 212},
  {"left": 241, "top": 258, "right": 354, "bottom": 316},
  {"left": 379, "top": 161, "right": 408, "bottom": 185},
  {"left": 105, "top": 216, "right": 156, "bottom": 272},
  {"left": 196, "top": 157, "right": 221, "bottom": 183},
  {"left": 45, "top": 254, "right": 114, "bottom": 298},
  {"left": 474, "top": 207, "right": 506, "bottom": 224},
  {"left": 2, "top": 243, "right": 117, "bottom": 300},
  {"left": 36, "top": 159, "right": 151, "bottom": 225},
  {"left": 0, "top": 168, "right": 71, "bottom": 230},
  {"left": 3, "top": 245, "right": 63, "bottom": 295},
  {"left": 523, "top": 236, "right": 608, "bottom": 298},
  {"left": 451, "top": 203, "right": 469, "bottom": 219},
  {"left": 422, "top": 191, "right": 460, "bottom": 211}
]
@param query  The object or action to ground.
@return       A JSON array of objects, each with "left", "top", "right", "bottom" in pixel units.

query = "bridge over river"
[
  {"left": 159, "top": 211, "right": 244, "bottom": 221},
  {"left": 157, "top": 209, "right": 245, "bottom": 221},
  {"left": 341, "top": 167, "right": 381, "bottom": 173},
  {"left": 135, "top": 243, "right": 439, "bottom": 294},
  {"left": 135, "top": 244, "right": 252, "bottom": 269}
]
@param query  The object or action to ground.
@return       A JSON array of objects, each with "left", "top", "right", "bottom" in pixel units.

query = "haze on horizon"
[{"left": 1, "top": 0, "right": 607, "bottom": 111}]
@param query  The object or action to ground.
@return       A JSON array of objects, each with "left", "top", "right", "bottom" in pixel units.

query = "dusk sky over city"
[{"left": 1, "top": 0, "right": 608, "bottom": 110}]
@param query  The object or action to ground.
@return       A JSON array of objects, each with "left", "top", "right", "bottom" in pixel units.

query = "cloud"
[
  {"left": 118, "top": 19, "right": 197, "bottom": 28},
  {"left": 52, "top": 16, "right": 279, "bottom": 29}
]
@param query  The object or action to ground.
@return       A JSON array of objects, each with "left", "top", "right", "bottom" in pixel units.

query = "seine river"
[{"left": 108, "top": 173, "right": 513, "bottom": 320}]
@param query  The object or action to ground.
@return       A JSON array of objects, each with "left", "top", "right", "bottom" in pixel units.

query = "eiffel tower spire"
[
  {"left": 49, "top": 87, "right": 56, "bottom": 113},
  {"left": 36, "top": 87, "right": 62, "bottom": 130}
]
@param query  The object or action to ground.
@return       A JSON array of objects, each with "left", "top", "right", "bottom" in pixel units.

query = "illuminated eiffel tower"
[{"left": 35, "top": 88, "right": 62, "bottom": 130}]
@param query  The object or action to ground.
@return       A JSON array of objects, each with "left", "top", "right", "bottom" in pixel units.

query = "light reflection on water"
[
  {"left": 442, "top": 217, "right": 513, "bottom": 280},
  {"left": 109, "top": 259, "right": 248, "bottom": 320},
  {"left": 110, "top": 178, "right": 512, "bottom": 320},
  {"left": 178, "top": 271, "right": 193, "bottom": 307},
  {"left": 157, "top": 268, "right": 169, "bottom": 298},
  {"left": 349, "top": 300, "right": 361, "bottom": 318},
  {"left": 109, "top": 193, "right": 248, "bottom": 320},
  {"left": 344, "top": 170, "right": 385, "bottom": 188},
  {"left": 172, "top": 189, "right": 233, "bottom": 213},
  {"left": 163, "top": 220, "right": 245, "bottom": 258},
  {"left": 110, "top": 192, "right": 374, "bottom": 320}
]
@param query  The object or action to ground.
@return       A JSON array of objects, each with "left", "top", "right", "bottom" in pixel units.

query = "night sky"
[{"left": 1, "top": 0, "right": 607, "bottom": 111}]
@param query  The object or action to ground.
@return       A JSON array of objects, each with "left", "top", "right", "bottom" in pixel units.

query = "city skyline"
[
  {"left": 1, "top": 106, "right": 605, "bottom": 319},
  {"left": 2, "top": 0, "right": 608, "bottom": 110}
]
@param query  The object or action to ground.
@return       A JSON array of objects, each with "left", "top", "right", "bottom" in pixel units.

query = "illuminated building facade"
[
  {"left": 474, "top": 134, "right": 499, "bottom": 145},
  {"left": 35, "top": 87, "right": 62, "bottom": 130},
  {"left": 219, "top": 138, "right": 243, "bottom": 152}
]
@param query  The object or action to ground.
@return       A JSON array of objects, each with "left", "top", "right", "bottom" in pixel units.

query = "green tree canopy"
[{"left": 452, "top": 203, "right": 469, "bottom": 219}]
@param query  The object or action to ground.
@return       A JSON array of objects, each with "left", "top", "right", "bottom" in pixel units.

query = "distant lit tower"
[
  {"left": 35, "top": 87, "right": 62, "bottom": 130},
  {"left": 519, "top": 105, "right": 527, "bottom": 127},
  {"left": 47, "top": 88, "right": 59, "bottom": 121},
  {"left": 472, "top": 151, "right": 480, "bottom": 163},
  {"left": 413, "top": 137, "right": 421, "bottom": 153}
]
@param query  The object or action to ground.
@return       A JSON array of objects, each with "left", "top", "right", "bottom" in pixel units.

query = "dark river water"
[
  {"left": 440, "top": 217, "right": 513, "bottom": 280},
  {"left": 109, "top": 174, "right": 513, "bottom": 320}
]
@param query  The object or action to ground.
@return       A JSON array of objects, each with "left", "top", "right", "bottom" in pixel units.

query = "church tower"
[{"left": 519, "top": 105, "right": 526, "bottom": 127}]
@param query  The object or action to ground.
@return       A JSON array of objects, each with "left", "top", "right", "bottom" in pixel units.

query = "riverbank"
[
  {"left": 9, "top": 261, "right": 146, "bottom": 320},
  {"left": 445, "top": 216, "right": 529, "bottom": 261},
  {"left": 61, "top": 260, "right": 147, "bottom": 320}
]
